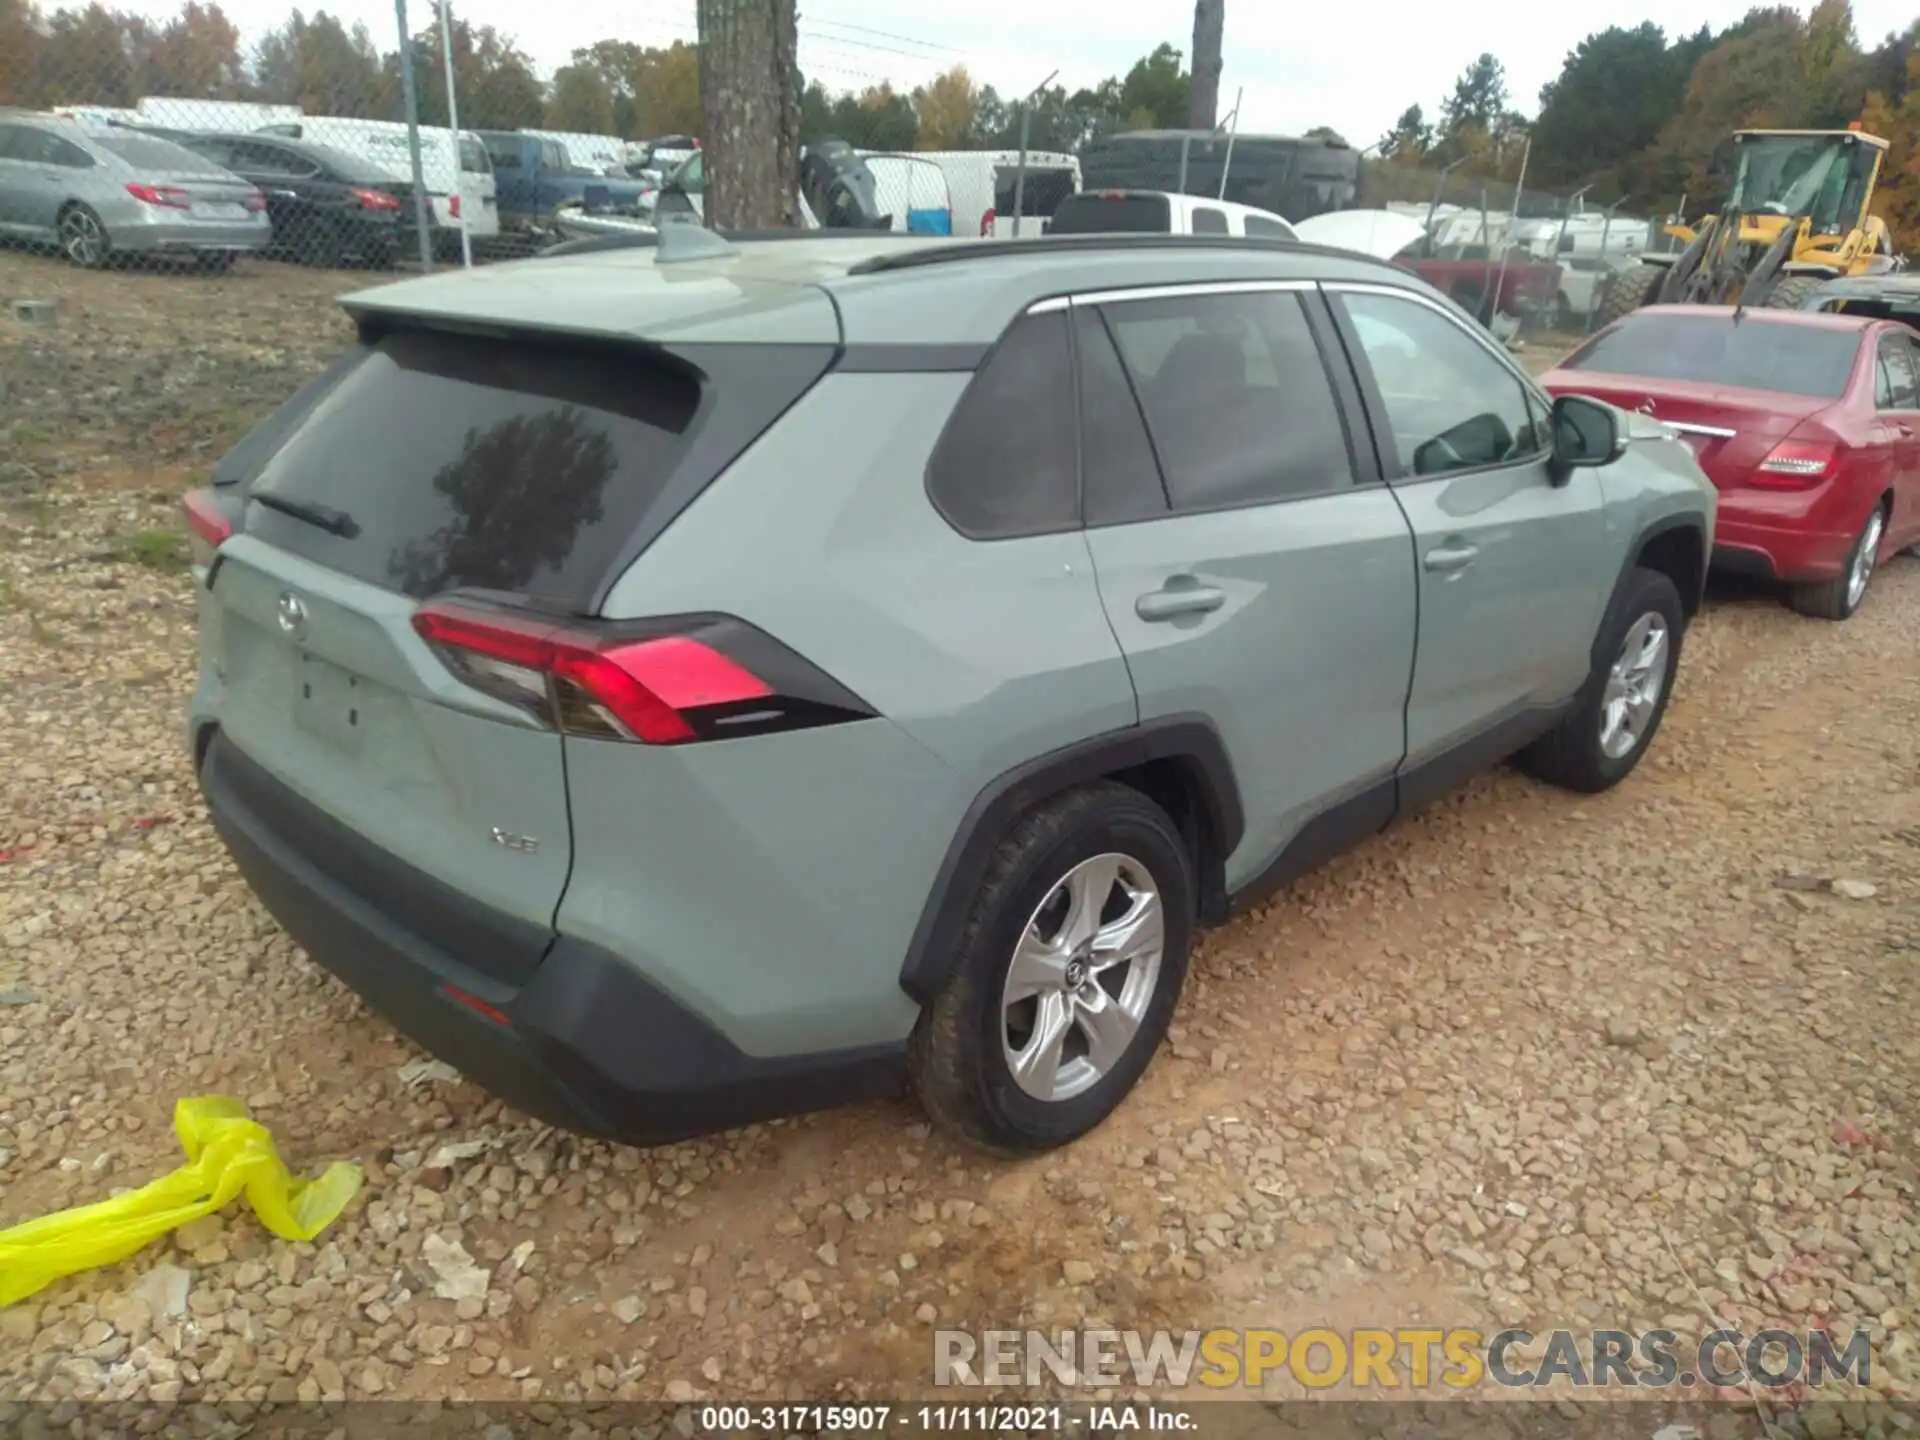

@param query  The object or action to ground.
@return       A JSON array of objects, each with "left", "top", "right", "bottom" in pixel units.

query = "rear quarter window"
[{"left": 925, "top": 312, "right": 1079, "bottom": 539}]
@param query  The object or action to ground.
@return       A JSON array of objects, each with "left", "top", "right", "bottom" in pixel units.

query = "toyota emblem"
[{"left": 276, "top": 592, "right": 308, "bottom": 639}]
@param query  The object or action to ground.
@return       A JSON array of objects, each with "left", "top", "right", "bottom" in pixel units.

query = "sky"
[{"left": 120, "top": 0, "right": 1916, "bottom": 150}]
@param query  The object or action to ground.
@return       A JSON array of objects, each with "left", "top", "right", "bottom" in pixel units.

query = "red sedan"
[{"left": 1541, "top": 304, "right": 1920, "bottom": 620}]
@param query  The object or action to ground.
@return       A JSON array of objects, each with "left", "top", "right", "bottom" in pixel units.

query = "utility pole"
[
  {"left": 696, "top": 0, "right": 800, "bottom": 228},
  {"left": 1188, "top": 0, "right": 1223, "bottom": 130}
]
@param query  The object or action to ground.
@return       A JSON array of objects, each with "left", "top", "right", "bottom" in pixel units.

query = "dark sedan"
[{"left": 136, "top": 128, "right": 423, "bottom": 268}]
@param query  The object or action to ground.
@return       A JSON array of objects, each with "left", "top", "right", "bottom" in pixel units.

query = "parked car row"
[{"left": 180, "top": 224, "right": 1720, "bottom": 1156}]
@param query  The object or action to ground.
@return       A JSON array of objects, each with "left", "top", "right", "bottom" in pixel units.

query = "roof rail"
[
  {"left": 536, "top": 225, "right": 938, "bottom": 261},
  {"left": 842, "top": 232, "right": 1360, "bottom": 277}
]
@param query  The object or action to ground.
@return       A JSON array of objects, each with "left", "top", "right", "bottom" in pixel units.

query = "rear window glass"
[
  {"left": 1048, "top": 193, "right": 1171, "bottom": 234},
  {"left": 93, "top": 134, "right": 227, "bottom": 172},
  {"left": 993, "top": 166, "right": 1076, "bottom": 218},
  {"left": 459, "top": 136, "right": 489, "bottom": 173},
  {"left": 1562, "top": 314, "right": 1862, "bottom": 399},
  {"left": 301, "top": 142, "right": 395, "bottom": 184},
  {"left": 244, "top": 329, "right": 703, "bottom": 602}
]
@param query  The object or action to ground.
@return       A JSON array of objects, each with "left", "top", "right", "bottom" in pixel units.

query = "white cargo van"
[
  {"left": 869, "top": 150, "right": 1080, "bottom": 237},
  {"left": 255, "top": 118, "right": 498, "bottom": 246}
]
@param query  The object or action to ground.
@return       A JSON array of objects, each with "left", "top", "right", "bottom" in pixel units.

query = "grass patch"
[{"left": 117, "top": 527, "right": 191, "bottom": 575}]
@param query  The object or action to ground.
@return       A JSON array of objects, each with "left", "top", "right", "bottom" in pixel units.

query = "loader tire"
[
  {"left": 1592, "top": 262, "right": 1666, "bottom": 330},
  {"left": 1761, "top": 275, "right": 1827, "bottom": 310}
]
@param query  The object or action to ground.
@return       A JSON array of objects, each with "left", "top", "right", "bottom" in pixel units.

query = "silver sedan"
[{"left": 0, "top": 115, "right": 271, "bottom": 269}]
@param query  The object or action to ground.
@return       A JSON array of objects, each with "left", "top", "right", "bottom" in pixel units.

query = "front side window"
[
  {"left": 1101, "top": 289, "right": 1354, "bottom": 510},
  {"left": 925, "top": 312, "right": 1078, "bottom": 539},
  {"left": 1190, "top": 206, "right": 1228, "bottom": 235},
  {"left": 1339, "top": 290, "right": 1547, "bottom": 477}
]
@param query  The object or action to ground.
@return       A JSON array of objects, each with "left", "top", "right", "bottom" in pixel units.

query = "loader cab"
[{"left": 1727, "top": 129, "right": 1885, "bottom": 235}]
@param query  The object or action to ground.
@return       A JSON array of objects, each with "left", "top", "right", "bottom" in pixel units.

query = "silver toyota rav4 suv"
[{"left": 184, "top": 225, "right": 1715, "bottom": 1154}]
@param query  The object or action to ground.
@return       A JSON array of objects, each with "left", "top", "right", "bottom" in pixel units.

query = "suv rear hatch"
[
  {"left": 1552, "top": 311, "right": 1864, "bottom": 487},
  {"left": 191, "top": 274, "right": 841, "bottom": 986}
]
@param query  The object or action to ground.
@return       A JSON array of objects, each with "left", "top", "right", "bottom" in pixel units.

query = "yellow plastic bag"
[{"left": 0, "top": 1095, "right": 362, "bottom": 1308}]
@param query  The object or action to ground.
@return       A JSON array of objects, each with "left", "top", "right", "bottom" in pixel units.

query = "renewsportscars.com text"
[{"left": 932, "top": 1327, "right": 1873, "bottom": 1390}]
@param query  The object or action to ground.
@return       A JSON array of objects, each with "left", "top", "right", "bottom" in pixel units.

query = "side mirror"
[{"left": 1551, "top": 393, "right": 1627, "bottom": 476}]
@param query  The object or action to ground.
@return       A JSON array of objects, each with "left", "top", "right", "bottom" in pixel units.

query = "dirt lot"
[{"left": 0, "top": 250, "right": 1916, "bottom": 1427}]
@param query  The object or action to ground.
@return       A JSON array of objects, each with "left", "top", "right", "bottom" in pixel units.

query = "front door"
[
  {"left": 1073, "top": 283, "right": 1420, "bottom": 891},
  {"left": 1327, "top": 284, "right": 1611, "bottom": 802}
]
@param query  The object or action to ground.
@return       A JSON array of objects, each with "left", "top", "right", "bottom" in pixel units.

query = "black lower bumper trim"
[
  {"left": 198, "top": 728, "right": 907, "bottom": 1145},
  {"left": 1711, "top": 543, "right": 1779, "bottom": 580}
]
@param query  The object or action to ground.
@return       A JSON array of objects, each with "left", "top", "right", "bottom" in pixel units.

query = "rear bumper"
[
  {"left": 112, "top": 216, "right": 273, "bottom": 254},
  {"left": 1711, "top": 500, "right": 1861, "bottom": 583},
  {"left": 196, "top": 728, "right": 907, "bottom": 1145}
]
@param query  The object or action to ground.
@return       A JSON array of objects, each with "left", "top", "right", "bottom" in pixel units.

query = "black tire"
[
  {"left": 1592, "top": 261, "right": 1666, "bottom": 329},
  {"left": 1516, "top": 566, "right": 1686, "bottom": 795},
  {"left": 1789, "top": 499, "right": 1887, "bottom": 622},
  {"left": 296, "top": 218, "right": 345, "bottom": 268},
  {"left": 1761, "top": 274, "right": 1827, "bottom": 310},
  {"left": 909, "top": 781, "right": 1194, "bottom": 1154},
  {"left": 193, "top": 250, "right": 237, "bottom": 273},
  {"left": 56, "top": 203, "right": 110, "bottom": 269}
]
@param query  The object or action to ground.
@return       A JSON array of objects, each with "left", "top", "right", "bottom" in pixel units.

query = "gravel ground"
[{"left": 1, "top": 250, "right": 1916, "bottom": 1430}]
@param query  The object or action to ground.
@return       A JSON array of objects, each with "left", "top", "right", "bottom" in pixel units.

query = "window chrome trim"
[{"left": 1027, "top": 279, "right": 1318, "bottom": 316}]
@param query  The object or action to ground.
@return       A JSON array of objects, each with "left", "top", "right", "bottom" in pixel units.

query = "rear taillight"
[
  {"left": 449, "top": 194, "right": 462, "bottom": 219},
  {"left": 182, "top": 488, "right": 233, "bottom": 548},
  {"left": 349, "top": 187, "right": 402, "bottom": 212},
  {"left": 126, "top": 182, "right": 191, "bottom": 210},
  {"left": 980, "top": 208, "right": 995, "bottom": 236},
  {"left": 1753, "top": 440, "right": 1839, "bottom": 489},
  {"left": 182, "top": 488, "right": 234, "bottom": 572},
  {"left": 410, "top": 599, "right": 875, "bottom": 746},
  {"left": 243, "top": 191, "right": 266, "bottom": 212}
]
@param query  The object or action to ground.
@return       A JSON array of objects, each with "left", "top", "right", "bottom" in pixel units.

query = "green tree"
[
  {"left": 143, "top": 1, "right": 244, "bottom": 98},
  {"left": 254, "top": 11, "right": 388, "bottom": 118},
  {"left": 1377, "top": 103, "right": 1431, "bottom": 162},
  {"left": 1440, "top": 52, "right": 1509, "bottom": 135},
  {"left": 391, "top": 17, "right": 542, "bottom": 130},
  {"left": 38, "top": 4, "right": 146, "bottom": 107},
  {"left": 546, "top": 61, "right": 616, "bottom": 133},
  {"left": 912, "top": 64, "right": 977, "bottom": 150},
  {"left": 0, "top": 0, "right": 46, "bottom": 106}
]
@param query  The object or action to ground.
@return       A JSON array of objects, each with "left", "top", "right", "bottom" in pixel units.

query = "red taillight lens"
[
  {"left": 449, "top": 193, "right": 462, "bottom": 218},
  {"left": 243, "top": 191, "right": 266, "bottom": 212},
  {"left": 182, "top": 488, "right": 233, "bottom": 548},
  {"left": 126, "top": 182, "right": 191, "bottom": 209},
  {"left": 411, "top": 601, "right": 834, "bottom": 747},
  {"left": 350, "top": 186, "right": 402, "bottom": 212},
  {"left": 980, "top": 208, "right": 995, "bottom": 236},
  {"left": 1752, "top": 439, "right": 1838, "bottom": 489}
]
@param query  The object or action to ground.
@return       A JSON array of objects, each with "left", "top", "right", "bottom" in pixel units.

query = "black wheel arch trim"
[
  {"left": 897, "top": 716, "right": 1245, "bottom": 1004},
  {"left": 1613, "top": 512, "right": 1709, "bottom": 638}
]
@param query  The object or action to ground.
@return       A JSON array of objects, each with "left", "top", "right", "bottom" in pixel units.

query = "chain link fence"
[{"left": 0, "top": 0, "right": 1699, "bottom": 350}]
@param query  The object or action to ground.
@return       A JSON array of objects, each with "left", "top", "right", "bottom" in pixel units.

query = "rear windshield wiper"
[{"left": 250, "top": 492, "right": 361, "bottom": 539}]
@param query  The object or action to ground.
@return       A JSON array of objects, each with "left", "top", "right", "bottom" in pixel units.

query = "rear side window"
[
  {"left": 1191, "top": 206, "right": 1229, "bottom": 235},
  {"left": 1049, "top": 193, "right": 1171, "bottom": 234},
  {"left": 459, "top": 136, "right": 490, "bottom": 173},
  {"left": 244, "top": 329, "right": 704, "bottom": 602},
  {"left": 1561, "top": 313, "right": 1861, "bottom": 400},
  {"left": 1101, "top": 290, "right": 1353, "bottom": 509},
  {"left": 1244, "top": 215, "right": 1292, "bottom": 238},
  {"left": 926, "top": 312, "right": 1078, "bottom": 539},
  {"left": 484, "top": 136, "right": 520, "bottom": 169},
  {"left": 1875, "top": 335, "right": 1918, "bottom": 409}
]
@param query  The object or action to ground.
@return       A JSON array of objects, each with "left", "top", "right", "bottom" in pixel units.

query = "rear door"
[
  {"left": 458, "top": 132, "right": 498, "bottom": 237},
  {"left": 1873, "top": 330, "right": 1920, "bottom": 545},
  {"left": 200, "top": 326, "right": 706, "bottom": 983},
  {"left": 1076, "top": 282, "right": 1419, "bottom": 890},
  {"left": 0, "top": 124, "right": 44, "bottom": 238}
]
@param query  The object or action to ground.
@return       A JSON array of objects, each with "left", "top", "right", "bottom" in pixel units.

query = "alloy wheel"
[
  {"left": 1847, "top": 507, "right": 1885, "bottom": 612},
  {"left": 1000, "top": 852, "right": 1164, "bottom": 1103},
  {"left": 1598, "top": 611, "right": 1670, "bottom": 761},
  {"left": 60, "top": 209, "right": 106, "bottom": 267}
]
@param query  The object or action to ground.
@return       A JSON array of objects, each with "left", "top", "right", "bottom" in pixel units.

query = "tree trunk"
[
  {"left": 1188, "top": 0, "right": 1224, "bottom": 131},
  {"left": 695, "top": 0, "right": 800, "bottom": 229}
]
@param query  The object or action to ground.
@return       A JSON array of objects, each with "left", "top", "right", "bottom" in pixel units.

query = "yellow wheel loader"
[{"left": 1593, "top": 126, "right": 1901, "bottom": 329}]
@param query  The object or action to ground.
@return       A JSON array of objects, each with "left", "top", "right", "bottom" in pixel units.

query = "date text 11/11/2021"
[{"left": 696, "top": 1405, "right": 1199, "bottom": 1432}]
